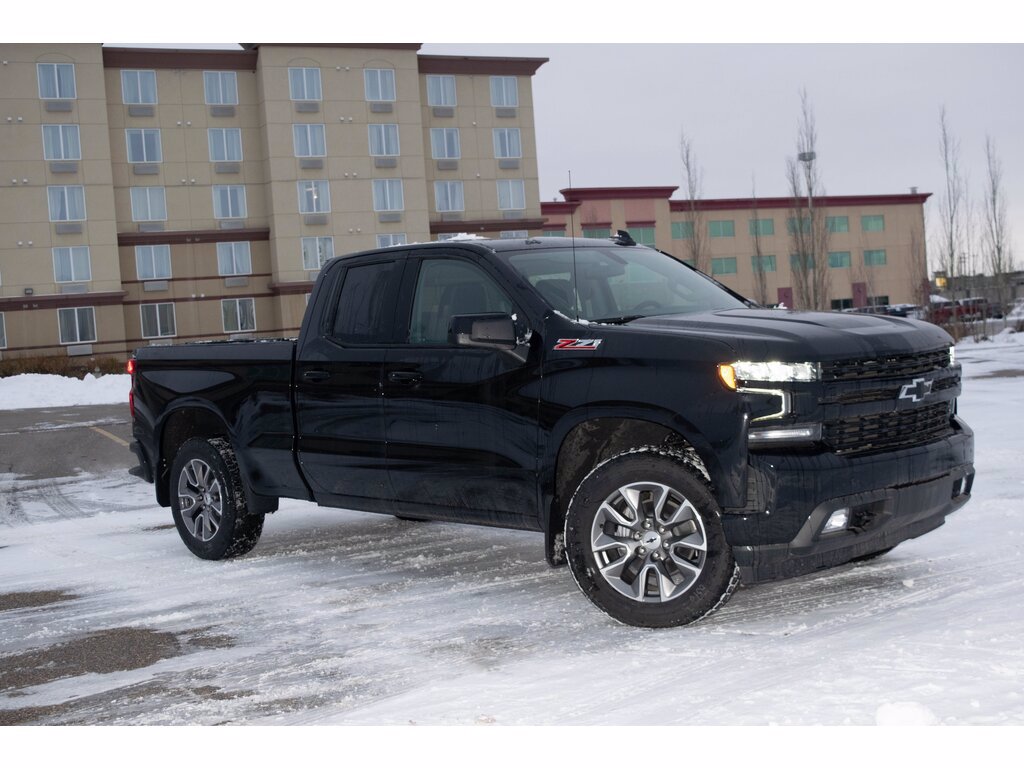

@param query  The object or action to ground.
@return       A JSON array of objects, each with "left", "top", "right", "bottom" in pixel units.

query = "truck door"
[
  {"left": 383, "top": 252, "right": 541, "bottom": 527},
  {"left": 294, "top": 256, "right": 404, "bottom": 509}
]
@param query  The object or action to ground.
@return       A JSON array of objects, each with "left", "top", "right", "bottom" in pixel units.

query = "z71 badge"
[{"left": 554, "top": 338, "right": 603, "bottom": 351}]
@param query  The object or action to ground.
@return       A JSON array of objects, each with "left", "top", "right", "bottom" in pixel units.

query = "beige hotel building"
[{"left": 1, "top": 43, "right": 930, "bottom": 362}]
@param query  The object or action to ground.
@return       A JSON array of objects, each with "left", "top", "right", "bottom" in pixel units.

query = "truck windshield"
[{"left": 501, "top": 245, "right": 748, "bottom": 322}]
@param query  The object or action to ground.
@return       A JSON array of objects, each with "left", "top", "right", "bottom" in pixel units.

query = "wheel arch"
[{"left": 155, "top": 403, "right": 232, "bottom": 508}]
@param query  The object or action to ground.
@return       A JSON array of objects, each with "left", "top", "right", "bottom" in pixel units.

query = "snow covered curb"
[{"left": 0, "top": 373, "right": 130, "bottom": 410}]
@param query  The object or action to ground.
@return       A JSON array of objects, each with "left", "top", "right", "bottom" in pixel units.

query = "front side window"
[
  {"left": 121, "top": 70, "right": 157, "bottom": 104},
  {"left": 38, "top": 63, "right": 76, "bottom": 99},
  {"left": 301, "top": 236, "right": 334, "bottom": 270},
  {"left": 332, "top": 261, "right": 402, "bottom": 343},
  {"left": 58, "top": 307, "right": 96, "bottom": 344},
  {"left": 493, "top": 128, "right": 522, "bottom": 159},
  {"left": 828, "top": 251, "right": 851, "bottom": 268},
  {"left": 130, "top": 187, "right": 167, "bottom": 221},
  {"left": 709, "top": 220, "right": 735, "bottom": 238},
  {"left": 409, "top": 259, "right": 514, "bottom": 345},
  {"left": 217, "top": 241, "right": 252, "bottom": 276},
  {"left": 42, "top": 124, "right": 81, "bottom": 160},
  {"left": 298, "top": 180, "right": 330, "bottom": 214},
  {"left": 213, "top": 185, "right": 246, "bottom": 219},
  {"left": 372, "top": 179, "right": 404, "bottom": 212},
  {"left": 293, "top": 124, "right": 326, "bottom": 157},
  {"left": 749, "top": 218, "right": 774, "bottom": 236},
  {"left": 864, "top": 249, "right": 887, "bottom": 266},
  {"left": 377, "top": 234, "right": 407, "bottom": 248},
  {"left": 53, "top": 246, "right": 91, "bottom": 282},
  {"left": 135, "top": 244, "right": 171, "bottom": 279},
  {"left": 497, "top": 179, "right": 525, "bottom": 211},
  {"left": 430, "top": 128, "right": 460, "bottom": 160},
  {"left": 862, "top": 215, "right": 885, "bottom": 232},
  {"left": 48, "top": 185, "right": 86, "bottom": 221},
  {"left": 208, "top": 128, "right": 242, "bottom": 162},
  {"left": 364, "top": 69, "right": 396, "bottom": 101},
  {"left": 141, "top": 303, "right": 176, "bottom": 338},
  {"left": 289, "top": 67, "right": 322, "bottom": 101},
  {"left": 368, "top": 124, "right": 400, "bottom": 156},
  {"left": 490, "top": 76, "right": 518, "bottom": 107},
  {"left": 222, "top": 298, "right": 256, "bottom": 333},
  {"left": 126, "top": 128, "right": 162, "bottom": 163},
  {"left": 434, "top": 181, "right": 464, "bottom": 213},
  {"left": 711, "top": 257, "right": 737, "bottom": 275},
  {"left": 426, "top": 74, "right": 455, "bottom": 106},
  {"left": 204, "top": 71, "right": 238, "bottom": 105},
  {"left": 751, "top": 254, "right": 777, "bottom": 273}
]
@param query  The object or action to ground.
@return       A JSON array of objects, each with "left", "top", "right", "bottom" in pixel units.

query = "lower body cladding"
[{"left": 722, "top": 417, "right": 974, "bottom": 584}]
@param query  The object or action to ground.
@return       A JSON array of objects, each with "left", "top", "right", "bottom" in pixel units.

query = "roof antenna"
[{"left": 568, "top": 170, "right": 580, "bottom": 321}]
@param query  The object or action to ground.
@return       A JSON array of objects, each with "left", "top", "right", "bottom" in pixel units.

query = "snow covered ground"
[
  {"left": 1, "top": 331, "right": 1023, "bottom": 725},
  {"left": 0, "top": 373, "right": 130, "bottom": 410}
]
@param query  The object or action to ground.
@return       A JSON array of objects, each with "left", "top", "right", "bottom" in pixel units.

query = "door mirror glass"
[{"left": 449, "top": 313, "right": 516, "bottom": 350}]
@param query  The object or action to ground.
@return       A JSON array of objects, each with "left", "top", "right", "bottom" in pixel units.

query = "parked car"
[
  {"left": 957, "top": 297, "right": 990, "bottom": 321},
  {"left": 888, "top": 304, "right": 925, "bottom": 319}
]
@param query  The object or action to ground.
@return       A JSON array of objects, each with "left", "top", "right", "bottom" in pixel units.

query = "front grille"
[
  {"left": 823, "top": 402, "right": 953, "bottom": 455},
  {"left": 825, "top": 374, "right": 959, "bottom": 405},
  {"left": 822, "top": 348, "right": 950, "bottom": 382}
]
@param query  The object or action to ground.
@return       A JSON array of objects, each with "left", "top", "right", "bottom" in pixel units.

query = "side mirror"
[{"left": 449, "top": 313, "right": 517, "bottom": 350}]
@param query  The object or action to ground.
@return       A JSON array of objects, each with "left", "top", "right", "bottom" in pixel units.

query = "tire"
[
  {"left": 170, "top": 437, "right": 264, "bottom": 560},
  {"left": 565, "top": 447, "right": 740, "bottom": 628}
]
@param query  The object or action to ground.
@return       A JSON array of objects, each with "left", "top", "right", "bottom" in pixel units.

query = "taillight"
[{"left": 127, "top": 357, "right": 136, "bottom": 418}]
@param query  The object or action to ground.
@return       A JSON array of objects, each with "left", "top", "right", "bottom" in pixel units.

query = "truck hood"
[{"left": 628, "top": 308, "right": 953, "bottom": 361}]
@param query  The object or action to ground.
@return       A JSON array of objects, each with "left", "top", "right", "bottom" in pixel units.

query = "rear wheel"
[
  {"left": 170, "top": 437, "right": 264, "bottom": 560},
  {"left": 565, "top": 447, "right": 739, "bottom": 628}
]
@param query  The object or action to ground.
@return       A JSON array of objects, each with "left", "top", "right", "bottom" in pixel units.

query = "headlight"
[
  {"left": 718, "top": 361, "right": 820, "bottom": 390},
  {"left": 949, "top": 345, "right": 956, "bottom": 366}
]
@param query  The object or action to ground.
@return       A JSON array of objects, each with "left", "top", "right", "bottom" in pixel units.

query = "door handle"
[
  {"left": 388, "top": 370, "right": 423, "bottom": 384},
  {"left": 302, "top": 369, "right": 331, "bottom": 382}
]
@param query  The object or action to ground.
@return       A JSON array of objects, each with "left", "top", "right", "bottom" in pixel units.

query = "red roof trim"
[
  {"left": 668, "top": 193, "right": 932, "bottom": 213},
  {"left": 103, "top": 48, "right": 258, "bottom": 71},
  {"left": 429, "top": 218, "right": 546, "bottom": 234},
  {"left": 242, "top": 43, "right": 422, "bottom": 51},
  {"left": 562, "top": 186, "right": 679, "bottom": 201},
  {"left": 540, "top": 201, "right": 581, "bottom": 215},
  {"left": 417, "top": 55, "right": 548, "bottom": 76},
  {"left": 626, "top": 220, "right": 657, "bottom": 227},
  {"left": 117, "top": 228, "right": 271, "bottom": 247},
  {"left": 0, "top": 291, "right": 127, "bottom": 312}
]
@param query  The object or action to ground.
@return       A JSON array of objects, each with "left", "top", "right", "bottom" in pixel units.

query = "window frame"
[
  {"left": 671, "top": 221, "right": 694, "bottom": 240},
  {"left": 490, "top": 76, "right": 518, "bottom": 107},
  {"left": 749, "top": 218, "right": 775, "bottom": 237},
  {"left": 0, "top": 312, "right": 6, "bottom": 350},
  {"left": 863, "top": 248, "right": 887, "bottom": 267},
  {"left": 42, "top": 124, "right": 81, "bottom": 161},
  {"left": 203, "top": 71, "right": 238, "bottom": 105},
  {"left": 497, "top": 179, "right": 526, "bottom": 211},
  {"left": 140, "top": 302, "right": 177, "bottom": 339},
  {"left": 493, "top": 127, "right": 522, "bottom": 159},
  {"left": 376, "top": 233, "right": 408, "bottom": 248},
  {"left": 826, "top": 215, "right": 849, "bottom": 233},
  {"left": 861, "top": 215, "right": 885, "bottom": 232},
  {"left": 221, "top": 297, "right": 257, "bottom": 333},
  {"left": 37, "top": 63, "right": 76, "bottom": 100},
  {"left": 121, "top": 69, "right": 158, "bottom": 105},
  {"left": 426, "top": 74, "right": 456, "bottom": 107},
  {"left": 298, "top": 180, "right": 331, "bottom": 214},
  {"left": 711, "top": 257, "right": 738, "bottom": 275},
  {"left": 751, "top": 254, "right": 777, "bottom": 273},
  {"left": 372, "top": 179, "right": 404, "bottom": 212},
  {"left": 293, "top": 123, "right": 327, "bottom": 158},
  {"left": 709, "top": 220, "right": 735, "bottom": 238},
  {"left": 364, "top": 68, "right": 396, "bottom": 102},
  {"left": 429, "top": 127, "right": 460, "bottom": 160},
  {"left": 288, "top": 67, "right": 322, "bottom": 101},
  {"left": 216, "top": 241, "right": 252, "bottom": 276},
  {"left": 208, "top": 127, "right": 243, "bottom": 162},
  {"left": 57, "top": 306, "right": 96, "bottom": 345},
  {"left": 125, "top": 128, "right": 163, "bottom": 163},
  {"left": 301, "top": 236, "right": 335, "bottom": 270},
  {"left": 434, "top": 180, "right": 465, "bottom": 213},
  {"left": 135, "top": 244, "right": 172, "bottom": 280},
  {"left": 130, "top": 186, "right": 167, "bottom": 222},
  {"left": 828, "top": 251, "right": 851, "bottom": 269},
  {"left": 368, "top": 124, "right": 400, "bottom": 157},
  {"left": 47, "top": 185, "right": 87, "bottom": 222},
  {"left": 212, "top": 185, "right": 247, "bottom": 219},
  {"left": 52, "top": 245, "right": 92, "bottom": 283}
]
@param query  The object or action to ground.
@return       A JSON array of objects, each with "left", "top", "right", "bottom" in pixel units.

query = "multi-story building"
[
  {"left": 541, "top": 187, "right": 931, "bottom": 310},
  {"left": 0, "top": 44, "right": 546, "bottom": 360}
]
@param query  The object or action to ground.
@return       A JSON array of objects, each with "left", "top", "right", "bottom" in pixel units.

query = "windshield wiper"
[{"left": 592, "top": 314, "right": 646, "bottom": 324}]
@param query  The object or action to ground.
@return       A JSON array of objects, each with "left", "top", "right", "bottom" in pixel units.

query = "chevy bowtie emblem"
[{"left": 899, "top": 377, "right": 933, "bottom": 403}]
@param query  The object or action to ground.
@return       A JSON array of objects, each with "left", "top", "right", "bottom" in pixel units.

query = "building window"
[
  {"left": 208, "top": 128, "right": 242, "bottom": 162},
  {"left": 497, "top": 179, "right": 525, "bottom": 211},
  {"left": 52, "top": 246, "right": 91, "bottom": 283},
  {"left": 868, "top": 295, "right": 890, "bottom": 306},
  {"left": 786, "top": 216, "right": 812, "bottom": 234},
  {"left": 426, "top": 75, "right": 456, "bottom": 107},
  {"left": 827, "top": 216, "right": 849, "bottom": 233},
  {"left": 47, "top": 185, "right": 86, "bottom": 221},
  {"left": 298, "top": 180, "right": 330, "bottom": 214},
  {"left": 222, "top": 298, "right": 256, "bottom": 333},
  {"left": 749, "top": 218, "right": 774, "bottom": 236},
  {"left": 631, "top": 227, "right": 656, "bottom": 246},
  {"left": 493, "top": 128, "right": 522, "bottom": 159},
  {"left": 368, "top": 124, "right": 400, "bottom": 156},
  {"left": 0, "top": 313, "right": 5, "bottom": 349},
  {"left": 42, "top": 124, "right": 81, "bottom": 160},
  {"left": 864, "top": 249, "right": 887, "bottom": 266},
  {"left": 288, "top": 68, "right": 321, "bottom": 101},
  {"left": 711, "top": 257, "right": 737, "bottom": 275},
  {"left": 583, "top": 227, "right": 609, "bottom": 239},
  {"left": 301, "top": 236, "right": 334, "bottom": 270},
  {"left": 862, "top": 215, "right": 885, "bottom": 232},
  {"left": 217, "top": 241, "right": 252, "bottom": 276},
  {"left": 135, "top": 244, "right": 171, "bottom": 280},
  {"left": 543, "top": 228, "right": 565, "bottom": 237},
  {"left": 671, "top": 221, "right": 694, "bottom": 240},
  {"left": 58, "top": 307, "right": 96, "bottom": 344},
  {"left": 429, "top": 128, "right": 460, "bottom": 160},
  {"left": 828, "top": 251, "right": 851, "bottom": 268},
  {"left": 709, "top": 220, "right": 735, "bottom": 238},
  {"left": 140, "top": 303, "right": 176, "bottom": 338},
  {"left": 293, "top": 124, "right": 326, "bottom": 157},
  {"left": 130, "top": 187, "right": 167, "bottom": 221},
  {"left": 831, "top": 298, "right": 854, "bottom": 311},
  {"left": 490, "top": 76, "right": 518, "bottom": 107},
  {"left": 126, "top": 128, "right": 162, "bottom": 163},
  {"left": 372, "top": 179, "right": 404, "bottom": 212},
  {"left": 434, "top": 181, "right": 464, "bottom": 213},
  {"left": 790, "top": 253, "right": 815, "bottom": 271},
  {"left": 37, "top": 63, "right": 76, "bottom": 100},
  {"left": 377, "top": 234, "right": 407, "bottom": 248},
  {"left": 213, "top": 185, "right": 246, "bottom": 219},
  {"left": 499, "top": 230, "right": 528, "bottom": 239},
  {"left": 751, "top": 254, "right": 776, "bottom": 273},
  {"left": 121, "top": 70, "right": 157, "bottom": 104},
  {"left": 364, "top": 69, "right": 396, "bottom": 102},
  {"left": 204, "top": 71, "right": 238, "bottom": 105}
]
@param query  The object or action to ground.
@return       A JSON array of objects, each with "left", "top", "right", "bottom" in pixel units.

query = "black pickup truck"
[{"left": 129, "top": 235, "right": 974, "bottom": 628}]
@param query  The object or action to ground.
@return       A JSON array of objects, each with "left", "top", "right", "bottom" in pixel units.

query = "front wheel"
[
  {"left": 170, "top": 437, "right": 264, "bottom": 560},
  {"left": 565, "top": 447, "right": 739, "bottom": 628}
]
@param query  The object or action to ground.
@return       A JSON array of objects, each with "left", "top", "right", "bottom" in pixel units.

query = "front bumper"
[{"left": 723, "top": 416, "right": 974, "bottom": 584}]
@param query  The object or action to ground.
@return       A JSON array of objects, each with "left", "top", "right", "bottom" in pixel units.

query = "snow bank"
[{"left": 0, "top": 373, "right": 130, "bottom": 410}]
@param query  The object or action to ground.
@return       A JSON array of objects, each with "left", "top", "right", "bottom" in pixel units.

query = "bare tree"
[
  {"left": 982, "top": 135, "right": 1014, "bottom": 313},
  {"left": 936, "top": 106, "right": 967, "bottom": 285},
  {"left": 679, "top": 128, "right": 709, "bottom": 273},
  {"left": 786, "top": 89, "right": 830, "bottom": 310},
  {"left": 906, "top": 215, "right": 931, "bottom": 311},
  {"left": 750, "top": 176, "right": 770, "bottom": 305}
]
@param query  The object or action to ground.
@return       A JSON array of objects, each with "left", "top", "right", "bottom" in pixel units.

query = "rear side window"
[{"left": 331, "top": 261, "right": 402, "bottom": 344}]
